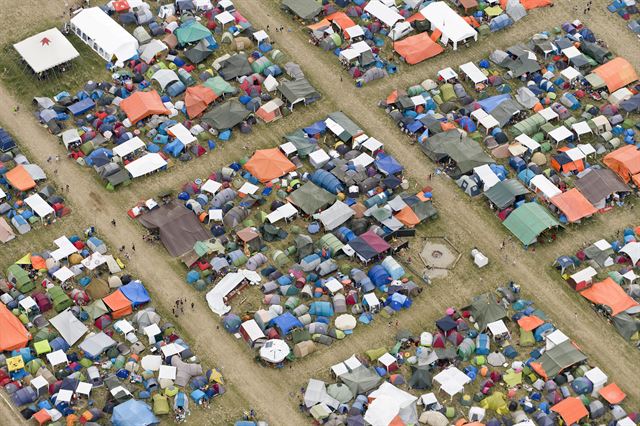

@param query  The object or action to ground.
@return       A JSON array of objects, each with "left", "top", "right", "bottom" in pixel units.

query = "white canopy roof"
[
  {"left": 366, "top": 382, "right": 418, "bottom": 426},
  {"left": 352, "top": 152, "right": 375, "bottom": 168},
  {"left": 25, "top": 194, "right": 54, "bottom": 218},
  {"left": 438, "top": 67, "right": 458, "bottom": 81},
  {"left": 125, "top": 153, "right": 167, "bottom": 178},
  {"left": 433, "top": 366, "right": 471, "bottom": 396},
  {"left": 53, "top": 266, "right": 75, "bottom": 283},
  {"left": 51, "top": 236, "right": 78, "bottom": 261},
  {"left": 76, "top": 382, "right": 93, "bottom": 396},
  {"left": 267, "top": 202, "right": 297, "bottom": 223},
  {"left": 112, "top": 136, "right": 146, "bottom": 158},
  {"left": 201, "top": 179, "right": 222, "bottom": 194},
  {"left": 515, "top": 134, "right": 541, "bottom": 152},
  {"left": 160, "top": 342, "right": 186, "bottom": 357},
  {"left": 378, "top": 352, "right": 397, "bottom": 367},
  {"left": 584, "top": 367, "right": 608, "bottom": 387},
  {"left": 158, "top": 365, "right": 177, "bottom": 380},
  {"left": 47, "top": 349, "right": 69, "bottom": 367},
  {"left": 345, "top": 25, "right": 365, "bottom": 39},
  {"left": 50, "top": 309, "right": 89, "bottom": 346},
  {"left": 460, "top": 62, "right": 488, "bottom": 84},
  {"left": 530, "top": 175, "right": 561, "bottom": 198},
  {"left": 239, "top": 182, "right": 259, "bottom": 195},
  {"left": 314, "top": 200, "right": 355, "bottom": 230},
  {"left": 19, "top": 296, "right": 37, "bottom": 312},
  {"left": 539, "top": 107, "right": 559, "bottom": 122},
  {"left": 71, "top": 7, "right": 139, "bottom": 63},
  {"left": 620, "top": 242, "right": 640, "bottom": 265},
  {"left": 168, "top": 123, "right": 196, "bottom": 146},
  {"left": 474, "top": 165, "right": 500, "bottom": 191},
  {"left": 253, "top": 30, "right": 269, "bottom": 44},
  {"left": 420, "top": 2, "right": 477, "bottom": 46},
  {"left": 241, "top": 319, "right": 266, "bottom": 342},
  {"left": 206, "top": 270, "right": 261, "bottom": 316},
  {"left": 572, "top": 121, "right": 592, "bottom": 136},
  {"left": 548, "top": 126, "right": 573, "bottom": 143},
  {"left": 363, "top": 292, "right": 380, "bottom": 307},
  {"left": 13, "top": 28, "right": 79, "bottom": 73},
  {"left": 81, "top": 252, "right": 107, "bottom": 270},
  {"left": 365, "top": 0, "right": 404, "bottom": 27},
  {"left": 362, "top": 137, "right": 384, "bottom": 152},
  {"left": 561, "top": 66, "right": 582, "bottom": 81},
  {"left": 487, "top": 319, "right": 510, "bottom": 336},
  {"left": 545, "top": 329, "right": 569, "bottom": 350},
  {"left": 57, "top": 389, "right": 73, "bottom": 403},
  {"left": 479, "top": 114, "right": 500, "bottom": 130},
  {"left": 215, "top": 10, "right": 235, "bottom": 25},
  {"left": 144, "top": 323, "right": 162, "bottom": 344},
  {"left": 577, "top": 143, "right": 595, "bottom": 157},
  {"left": 562, "top": 46, "right": 582, "bottom": 59},
  {"left": 570, "top": 266, "right": 597, "bottom": 284}
]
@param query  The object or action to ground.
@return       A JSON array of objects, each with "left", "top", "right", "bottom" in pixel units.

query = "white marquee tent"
[
  {"left": 420, "top": 2, "right": 477, "bottom": 50},
  {"left": 13, "top": 28, "right": 79, "bottom": 73}
]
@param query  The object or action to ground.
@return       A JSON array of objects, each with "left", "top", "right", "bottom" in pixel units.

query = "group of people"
[{"left": 172, "top": 297, "right": 195, "bottom": 317}]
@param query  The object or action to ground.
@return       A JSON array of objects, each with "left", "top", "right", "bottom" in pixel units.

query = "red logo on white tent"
[{"left": 40, "top": 37, "right": 51, "bottom": 46}]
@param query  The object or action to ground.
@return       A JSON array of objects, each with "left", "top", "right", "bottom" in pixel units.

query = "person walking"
[
  {"left": 131, "top": 243, "right": 135, "bottom": 252},
  {"left": 111, "top": 219, "right": 116, "bottom": 227}
]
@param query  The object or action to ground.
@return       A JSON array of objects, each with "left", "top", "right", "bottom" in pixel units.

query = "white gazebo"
[{"left": 13, "top": 28, "right": 79, "bottom": 74}]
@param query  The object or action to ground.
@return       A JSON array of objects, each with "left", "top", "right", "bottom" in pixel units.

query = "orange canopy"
[
  {"left": 0, "top": 303, "right": 31, "bottom": 351},
  {"left": 185, "top": 86, "right": 218, "bottom": 119},
  {"left": 520, "top": 0, "right": 553, "bottom": 9},
  {"left": 307, "top": 18, "right": 331, "bottom": 32},
  {"left": 599, "top": 383, "right": 626, "bottom": 404},
  {"left": 120, "top": 90, "right": 170, "bottom": 124},
  {"left": 326, "top": 12, "right": 356, "bottom": 31},
  {"left": 395, "top": 206, "right": 420, "bottom": 227},
  {"left": 604, "top": 144, "right": 640, "bottom": 183},
  {"left": 394, "top": 33, "right": 444, "bottom": 65},
  {"left": 33, "top": 409, "right": 52, "bottom": 426},
  {"left": 386, "top": 90, "right": 399, "bottom": 105},
  {"left": 551, "top": 397, "right": 588, "bottom": 426},
  {"left": 580, "top": 277, "right": 639, "bottom": 316},
  {"left": 31, "top": 255, "right": 47, "bottom": 270},
  {"left": 244, "top": 148, "right": 296, "bottom": 182},
  {"left": 103, "top": 290, "right": 133, "bottom": 319},
  {"left": 550, "top": 189, "right": 597, "bottom": 223},
  {"left": 5, "top": 165, "right": 36, "bottom": 191},
  {"left": 593, "top": 57, "right": 639, "bottom": 92},
  {"left": 517, "top": 315, "right": 544, "bottom": 331},
  {"left": 406, "top": 12, "right": 425, "bottom": 23}
]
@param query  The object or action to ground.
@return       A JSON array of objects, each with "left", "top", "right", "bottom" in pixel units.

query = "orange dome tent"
[
  {"left": 0, "top": 303, "right": 31, "bottom": 351},
  {"left": 244, "top": 148, "right": 296, "bottom": 183}
]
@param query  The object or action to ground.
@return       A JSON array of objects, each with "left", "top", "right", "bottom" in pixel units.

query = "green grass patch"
[{"left": 0, "top": 22, "right": 110, "bottom": 102}]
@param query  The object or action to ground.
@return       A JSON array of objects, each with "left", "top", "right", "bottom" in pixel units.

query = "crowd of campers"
[
  {"left": 131, "top": 112, "right": 438, "bottom": 363},
  {"left": 0, "top": 127, "right": 69, "bottom": 244},
  {"left": 553, "top": 225, "right": 640, "bottom": 347},
  {"left": 0, "top": 231, "right": 224, "bottom": 425},
  {"left": 281, "top": 0, "right": 554, "bottom": 85},
  {"left": 382, "top": 22, "right": 640, "bottom": 247},
  {"left": 299, "top": 286, "right": 637, "bottom": 426},
  {"left": 27, "top": 1, "right": 319, "bottom": 190},
  {"left": 607, "top": 0, "right": 640, "bottom": 35}
]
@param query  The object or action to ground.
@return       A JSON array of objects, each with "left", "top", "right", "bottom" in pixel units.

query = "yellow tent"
[
  {"left": 15, "top": 253, "right": 32, "bottom": 265},
  {"left": 480, "top": 392, "right": 509, "bottom": 414},
  {"left": 7, "top": 355, "right": 25, "bottom": 372},
  {"left": 503, "top": 370, "right": 523, "bottom": 387}
]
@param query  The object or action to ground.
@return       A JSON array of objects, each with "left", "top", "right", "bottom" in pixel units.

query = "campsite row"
[
  {"left": 0, "top": 230, "right": 224, "bottom": 424},
  {"left": 297, "top": 285, "right": 637, "bottom": 426},
  {"left": 21, "top": 1, "right": 319, "bottom": 189},
  {"left": 382, "top": 22, "right": 640, "bottom": 247},
  {"left": 0, "top": 126, "right": 69, "bottom": 244},
  {"left": 282, "top": 0, "right": 553, "bottom": 84},
  {"left": 553, "top": 225, "right": 640, "bottom": 345},
  {"left": 130, "top": 111, "right": 438, "bottom": 364},
  {"left": 606, "top": 0, "right": 640, "bottom": 35}
]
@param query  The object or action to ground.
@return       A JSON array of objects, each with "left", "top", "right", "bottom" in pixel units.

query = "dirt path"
[
  {"left": 0, "top": 1, "right": 638, "bottom": 423},
  {"left": 236, "top": 0, "right": 640, "bottom": 405}
]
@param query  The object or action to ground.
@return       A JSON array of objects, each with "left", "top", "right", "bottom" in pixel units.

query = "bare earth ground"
[{"left": 0, "top": 0, "right": 639, "bottom": 424}]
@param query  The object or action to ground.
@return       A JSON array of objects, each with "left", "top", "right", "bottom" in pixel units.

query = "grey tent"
[
  {"left": 295, "top": 234, "right": 314, "bottom": 259},
  {"left": 580, "top": 41, "right": 611, "bottom": 64},
  {"left": 284, "top": 62, "right": 305, "bottom": 80},
  {"left": 202, "top": 99, "right": 250, "bottom": 130},
  {"left": 133, "top": 26, "right": 152, "bottom": 44},
  {"left": 361, "top": 68, "right": 387, "bottom": 84},
  {"left": 223, "top": 206, "right": 248, "bottom": 229},
  {"left": 218, "top": 54, "right": 252, "bottom": 80},
  {"left": 505, "top": 0, "right": 527, "bottom": 21},
  {"left": 534, "top": 340, "right": 586, "bottom": 379},
  {"left": 284, "top": 130, "right": 318, "bottom": 158},
  {"left": 620, "top": 93, "right": 640, "bottom": 113},
  {"left": 185, "top": 39, "right": 213, "bottom": 64},
  {"left": 408, "top": 365, "right": 432, "bottom": 390},
  {"left": 469, "top": 292, "right": 507, "bottom": 330},
  {"left": 491, "top": 99, "right": 521, "bottom": 127},
  {"left": 282, "top": 0, "right": 321, "bottom": 20},
  {"left": 612, "top": 313, "right": 640, "bottom": 341},
  {"left": 340, "top": 365, "right": 382, "bottom": 394},
  {"left": 278, "top": 78, "right": 321, "bottom": 108},
  {"left": 289, "top": 182, "right": 336, "bottom": 215},
  {"left": 515, "top": 87, "right": 538, "bottom": 109},
  {"left": 328, "top": 111, "right": 363, "bottom": 141},
  {"left": 314, "top": 200, "right": 354, "bottom": 231},
  {"left": 79, "top": 332, "right": 117, "bottom": 358},
  {"left": 484, "top": 179, "right": 529, "bottom": 209},
  {"left": 138, "top": 201, "right": 210, "bottom": 257},
  {"left": 574, "top": 168, "right": 629, "bottom": 206},
  {"left": 420, "top": 131, "right": 493, "bottom": 177}
]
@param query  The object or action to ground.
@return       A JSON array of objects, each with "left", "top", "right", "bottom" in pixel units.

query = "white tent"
[
  {"left": 259, "top": 339, "right": 290, "bottom": 363},
  {"left": 51, "top": 236, "right": 79, "bottom": 261},
  {"left": 366, "top": 382, "right": 418, "bottom": 426},
  {"left": 459, "top": 62, "right": 488, "bottom": 84},
  {"left": 112, "top": 136, "right": 146, "bottom": 158},
  {"left": 206, "top": 270, "right": 261, "bottom": 316},
  {"left": 548, "top": 126, "right": 573, "bottom": 144},
  {"left": 433, "top": 367, "right": 471, "bottom": 397},
  {"left": 139, "top": 39, "right": 168, "bottom": 64},
  {"left": 529, "top": 174, "right": 562, "bottom": 199},
  {"left": 168, "top": 123, "right": 197, "bottom": 146},
  {"left": 314, "top": 200, "right": 355, "bottom": 230},
  {"left": 420, "top": 2, "right": 477, "bottom": 50},
  {"left": 364, "top": 0, "right": 404, "bottom": 27},
  {"left": 621, "top": 242, "right": 640, "bottom": 265},
  {"left": 70, "top": 7, "right": 139, "bottom": 65},
  {"left": 515, "top": 134, "right": 541, "bottom": 152},
  {"left": 13, "top": 28, "right": 79, "bottom": 73},
  {"left": 50, "top": 309, "right": 89, "bottom": 346},
  {"left": 125, "top": 153, "right": 167, "bottom": 178},
  {"left": 24, "top": 194, "right": 54, "bottom": 219}
]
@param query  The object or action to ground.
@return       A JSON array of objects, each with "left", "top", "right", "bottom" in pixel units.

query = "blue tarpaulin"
[
  {"left": 303, "top": 121, "right": 327, "bottom": 136},
  {"left": 375, "top": 154, "right": 404, "bottom": 175},
  {"left": 68, "top": 98, "right": 96, "bottom": 116},
  {"left": 272, "top": 312, "right": 303, "bottom": 335},
  {"left": 111, "top": 399, "right": 158, "bottom": 426},
  {"left": 476, "top": 94, "right": 511, "bottom": 113},
  {"left": 119, "top": 281, "right": 151, "bottom": 307}
]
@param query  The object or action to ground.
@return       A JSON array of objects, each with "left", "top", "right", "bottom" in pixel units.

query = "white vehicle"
[{"left": 388, "top": 21, "right": 413, "bottom": 41}]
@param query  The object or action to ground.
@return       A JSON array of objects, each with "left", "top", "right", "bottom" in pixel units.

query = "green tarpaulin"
[
  {"left": 503, "top": 202, "right": 560, "bottom": 245},
  {"left": 283, "top": 0, "right": 322, "bottom": 20},
  {"left": 484, "top": 179, "right": 529, "bottom": 209},
  {"left": 469, "top": 292, "right": 507, "bottom": 330},
  {"left": 288, "top": 182, "right": 336, "bottom": 215},
  {"left": 175, "top": 21, "right": 211, "bottom": 45}
]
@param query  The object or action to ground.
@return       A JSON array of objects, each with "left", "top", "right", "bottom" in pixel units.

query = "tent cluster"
[
  {"left": 0, "top": 127, "right": 69, "bottom": 244},
  {"left": 0, "top": 231, "right": 223, "bottom": 424},
  {"left": 132, "top": 112, "right": 437, "bottom": 362},
  {"left": 554, "top": 225, "right": 640, "bottom": 342},
  {"left": 29, "top": 0, "right": 318, "bottom": 189},
  {"left": 299, "top": 285, "right": 636, "bottom": 426},
  {"left": 284, "top": 0, "right": 552, "bottom": 84},
  {"left": 606, "top": 0, "right": 640, "bottom": 35},
  {"left": 383, "top": 22, "right": 640, "bottom": 246}
]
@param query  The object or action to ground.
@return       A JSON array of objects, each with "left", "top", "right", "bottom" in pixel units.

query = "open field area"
[{"left": 0, "top": 0, "right": 639, "bottom": 424}]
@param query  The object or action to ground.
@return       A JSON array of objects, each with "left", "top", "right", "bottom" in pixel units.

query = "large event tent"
[
  {"left": 394, "top": 33, "right": 444, "bottom": 65},
  {"left": 244, "top": 148, "right": 296, "bottom": 182},
  {"left": 549, "top": 189, "right": 597, "bottom": 223},
  {"left": 13, "top": 28, "right": 79, "bottom": 74},
  {"left": 604, "top": 144, "right": 640, "bottom": 186},
  {"left": 591, "top": 58, "right": 638, "bottom": 92},
  {"left": 420, "top": 2, "right": 478, "bottom": 50},
  {"left": 0, "top": 303, "right": 31, "bottom": 351}
]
